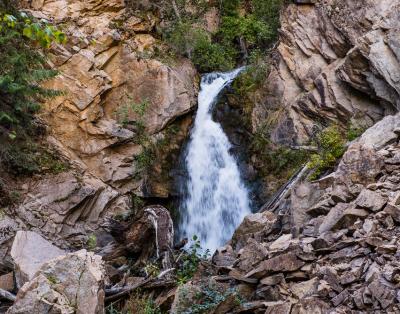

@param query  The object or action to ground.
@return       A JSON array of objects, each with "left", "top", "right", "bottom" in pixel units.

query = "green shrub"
[
  {"left": 1, "top": 143, "right": 68, "bottom": 175},
  {"left": 218, "top": 15, "right": 272, "bottom": 47},
  {"left": 176, "top": 235, "right": 209, "bottom": 285},
  {"left": 163, "top": 0, "right": 286, "bottom": 72},
  {"left": 0, "top": 7, "right": 65, "bottom": 139},
  {"left": 250, "top": 125, "right": 309, "bottom": 183},
  {"left": 182, "top": 283, "right": 241, "bottom": 314},
  {"left": 134, "top": 145, "right": 156, "bottom": 175},
  {"left": 0, "top": 2, "right": 66, "bottom": 174},
  {"left": 166, "top": 22, "right": 235, "bottom": 72},
  {"left": 252, "top": 0, "right": 287, "bottom": 40},
  {"left": 124, "top": 294, "right": 162, "bottom": 314},
  {"left": 308, "top": 125, "right": 346, "bottom": 180},
  {"left": 87, "top": 234, "right": 97, "bottom": 251},
  {"left": 191, "top": 34, "right": 236, "bottom": 72},
  {"left": 347, "top": 123, "right": 366, "bottom": 141}
]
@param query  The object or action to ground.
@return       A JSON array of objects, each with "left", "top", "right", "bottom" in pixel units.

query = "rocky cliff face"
[
  {"left": 0, "top": 0, "right": 198, "bottom": 255},
  {"left": 204, "top": 113, "right": 400, "bottom": 313},
  {"left": 256, "top": 0, "right": 399, "bottom": 145},
  {"left": 2, "top": 0, "right": 400, "bottom": 313}
]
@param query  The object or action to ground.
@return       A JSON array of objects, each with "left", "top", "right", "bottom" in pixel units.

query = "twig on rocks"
[{"left": 0, "top": 288, "right": 16, "bottom": 302}]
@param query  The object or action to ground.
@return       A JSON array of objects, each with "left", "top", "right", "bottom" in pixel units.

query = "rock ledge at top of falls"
[{"left": 255, "top": 0, "right": 400, "bottom": 145}]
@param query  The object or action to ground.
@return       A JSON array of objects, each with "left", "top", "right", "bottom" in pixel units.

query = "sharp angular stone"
[
  {"left": 7, "top": 250, "right": 105, "bottom": 314},
  {"left": 355, "top": 189, "right": 387, "bottom": 212},
  {"left": 10, "top": 231, "right": 65, "bottom": 287}
]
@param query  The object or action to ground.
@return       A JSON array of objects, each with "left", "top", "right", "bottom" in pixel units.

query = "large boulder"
[
  {"left": 7, "top": 250, "right": 105, "bottom": 314},
  {"left": 231, "top": 211, "right": 277, "bottom": 250},
  {"left": 10, "top": 231, "right": 65, "bottom": 287}
]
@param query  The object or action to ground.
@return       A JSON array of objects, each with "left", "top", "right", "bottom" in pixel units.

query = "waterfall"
[{"left": 179, "top": 68, "right": 251, "bottom": 253}]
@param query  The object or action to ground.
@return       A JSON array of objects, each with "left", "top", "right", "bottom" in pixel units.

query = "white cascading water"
[{"left": 180, "top": 68, "right": 251, "bottom": 252}]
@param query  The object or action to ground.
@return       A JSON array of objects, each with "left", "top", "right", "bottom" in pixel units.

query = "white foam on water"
[{"left": 180, "top": 68, "right": 251, "bottom": 253}]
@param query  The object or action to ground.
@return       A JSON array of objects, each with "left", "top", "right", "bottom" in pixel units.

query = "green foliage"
[
  {"left": 46, "top": 274, "right": 59, "bottom": 285},
  {"left": 176, "top": 235, "right": 209, "bottom": 285},
  {"left": 1, "top": 143, "right": 68, "bottom": 175},
  {"left": 182, "top": 283, "right": 241, "bottom": 314},
  {"left": 232, "top": 50, "right": 269, "bottom": 119},
  {"left": 165, "top": 22, "right": 235, "bottom": 72},
  {"left": 190, "top": 32, "right": 236, "bottom": 72},
  {"left": 125, "top": 294, "right": 161, "bottom": 314},
  {"left": 347, "top": 122, "right": 366, "bottom": 141},
  {"left": 144, "top": 262, "right": 160, "bottom": 278},
  {"left": 87, "top": 234, "right": 97, "bottom": 251},
  {"left": 0, "top": 2, "right": 66, "bottom": 174},
  {"left": 308, "top": 125, "right": 346, "bottom": 180},
  {"left": 106, "top": 304, "right": 123, "bottom": 314},
  {"left": 115, "top": 98, "right": 149, "bottom": 130},
  {"left": 250, "top": 124, "right": 309, "bottom": 184},
  {"left": 220, "top": 0, "right": 241, "bottom": 16},
  {"left": 252, "top": 0, "right": 287, "bottom": 41},
  {"left": 218, "top": 14, "right": 272, "bottom": 47},
  {"left": 114, "top": 97, "right": 158, "bottom": 177},
  {"left": 163, "top": 0, "right": 285, "bottom": 72},
  {"left": 0, "top": 9, "right": 65, "bottom": 136},
  {"left": 134, "top": 145, "right": 156, "bottom": 174},
  {"left": 106, "top": 294, "right": 162, "bottom": 314}
]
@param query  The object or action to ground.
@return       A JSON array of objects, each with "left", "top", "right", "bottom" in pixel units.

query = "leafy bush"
[
  {"left": 182, "top": 283, "right": 241, "bottom": 314},
  {"left": 126, "top": 295, "right": 161, "bottom": 314},
  {"left": 107, "top": 295, "right": 162, "bottom": 314},
  {"left": 0, "top": 7, "right": 65, "bottom": 138},
  {"left": 252, "top": 0, "right": 287, "bottom": 40},
  {"left": 0, "top": 1, "right": 66, "bottom": 175},
  {"left": 176, "top": 235, "right": 209, "bottom": 284},
  {"left": 1, "top": 143, "right": 67, "bottom": 175},
  {"left": 308, "top": 125, "right": 346, "bottom": 180},
  {"left": 250, "top": 125, "right": 309, "bottom": 184},
  {"left": 166, "top": 22, "right": 235, "bottom": 72},
  {"left": 347, "top": 122, "right": 366, "bottom": 141},
  {"left": 87, "top": 234, "right": 97, "bottom": 251},
  {"left": 218, "top": 15, "right": 272, "bottom": 47},
  {"left": 163, "top": 0, "right": 286, "bottom": 72}
]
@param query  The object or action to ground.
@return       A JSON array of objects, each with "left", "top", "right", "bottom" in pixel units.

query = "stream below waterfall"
[{"left": 179, "top": 69, "right": 251, "bottom": 253}]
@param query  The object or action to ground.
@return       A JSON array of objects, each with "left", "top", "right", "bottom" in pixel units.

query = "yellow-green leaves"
[
  {"left": 1, "top": 12, "right": 67, "bottom": 48},
  {"left": 23, "top": 23, "right": 67, "bottom": 47},
  {"left": 3, "top": 14, "right": 16, "bottom": 28},
  {"left": 308, "top": 125, "right": 347, "bottom": 180}
]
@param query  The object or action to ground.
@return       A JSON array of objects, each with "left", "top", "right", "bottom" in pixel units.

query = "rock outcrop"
[
  {"left": 188, "top": 113, "right": 400, "bottom": 313},
  {"left": 256, "top": 0, "right": 399, "bottom": 145},
  {"left": 7, "top": 250, "right": 105, "bottom": 314},
  {"left": 10, "top": 231, "right": 65, "bottom": 287},
  {"left": 0, "top": 0, "right": 198, "bottom": 257}
]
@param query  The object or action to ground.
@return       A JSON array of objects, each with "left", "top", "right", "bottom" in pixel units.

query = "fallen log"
[
  {"left": 105, "top": 268, "right": 176, "bottom": 303},
  {"left": 0, "top": 288, "right": 16, "bottom": 302}
]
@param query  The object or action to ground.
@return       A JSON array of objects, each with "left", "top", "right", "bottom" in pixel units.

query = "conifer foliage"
[
  {"left": 0, "top": 0, "right": 66, "bottom": 174},
  {"left": 0, "top": 1, "right": 66, "bottom": 140}
]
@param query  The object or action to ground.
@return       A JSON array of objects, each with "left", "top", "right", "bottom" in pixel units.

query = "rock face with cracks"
[
  {"left": 189, "top": 113, "right": 400, "bottom": 313},
  {"left": 0, "top": 0, "right": 198, "bottom": 256},
  {"left": 256, "top": 0, "right": 400, "bottom": 145},
  {"left": 7, "top": 249, "right": 105, "bottom": 314}
]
